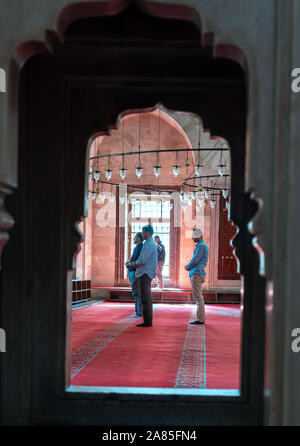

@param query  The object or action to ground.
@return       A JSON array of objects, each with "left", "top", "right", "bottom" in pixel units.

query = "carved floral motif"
[{"left": 218, "top": 194, "right": 240, "bottom": 280}]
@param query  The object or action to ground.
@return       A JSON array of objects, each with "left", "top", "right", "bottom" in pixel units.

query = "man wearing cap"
[{"left": 185, "top": 228, "right": 209, "bottom": 325}]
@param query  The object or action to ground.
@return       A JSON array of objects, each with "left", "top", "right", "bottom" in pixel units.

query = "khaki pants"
[
  {"left": 190, "top": 274, "right": 206, "bottom": 323},
  {"left": 156, "top": 260, "right": 164, "bottom": 288}
]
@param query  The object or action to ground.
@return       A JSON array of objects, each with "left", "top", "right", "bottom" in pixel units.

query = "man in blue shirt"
[
  {"left": 185, "top": 228, "right": 209, "bottom": 325},
  {"left": 125, "top": 232, "right": 143, "bottom": 316},
  {"left": 132, "top": 224, "right": 157, "bottom": 327}
]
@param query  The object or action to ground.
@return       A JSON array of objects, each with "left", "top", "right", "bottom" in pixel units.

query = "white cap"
[{"left": 192, "top": 228, "right": 203, "bottom": 238}]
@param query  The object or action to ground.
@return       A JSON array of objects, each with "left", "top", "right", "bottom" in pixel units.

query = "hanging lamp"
[
  {"left": 136, "top": 113, "right": 143, "bottom": 179},
  {"left": 184, "top": 148, "right": 191, "bottom": 167},
  {"left": 119, "top": 120, "right": 127, "bottom": 181},
  {"left": 120, "top": 154, "right": 127, "bottom": 181},
  {"left": 218, "top": 147, "right": 226, "bottom": 177},
  {"left": 153, "top": 109, "right": 161, "bottom": 178},
  {"left": 210, "top": 199, "right": 216, "bottom": 208},
  {"left": 172, "top": 150, "right": 181, "bottom": 176},
  {"left": 153, "top": 151, "right": 161, "bottom": 178},
  {"left": 195, "top": 118, "right": 203, "bottom": 175},
  {"left": 93, "top": 137, "right": 101, "bottom": 181},
  {"left": 105, "top": 155, "right": 112, "bottom": 180},
  {"left": 222, "top": 175, "right": 229, "bottom": 199}
]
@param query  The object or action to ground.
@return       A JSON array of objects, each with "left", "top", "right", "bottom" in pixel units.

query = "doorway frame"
[{"left": 0, "top": 0, "right": 267, "bottom": 426}]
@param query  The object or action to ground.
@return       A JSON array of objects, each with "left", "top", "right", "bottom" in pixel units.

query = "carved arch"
[{"left": 5, "top": 0, "right": 266, "bottom": 426}]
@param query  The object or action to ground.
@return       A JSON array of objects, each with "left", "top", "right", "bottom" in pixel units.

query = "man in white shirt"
[{"left": 185, "top": 228, "right": 209, "bottom": 325}]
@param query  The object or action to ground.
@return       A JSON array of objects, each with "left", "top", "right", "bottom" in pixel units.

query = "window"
[{"left": 125, "top": 195, "right": 172, "bottom": 279}]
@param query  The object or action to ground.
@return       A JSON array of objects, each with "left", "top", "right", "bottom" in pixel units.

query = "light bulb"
[
  {"left": 191, "top": 191, "right": 196, "bottom": 200},
  {"left": 88, "top": 173, "right": 93, "bottom": 182},
  {"left": 204, "top": 190, "right": 210, "bottom": 199},
  {"left": 109, "top": 194, "right": 115, "bottom": 203},
  {"left": 172, "top": 165, "right": 181, "bottom": 177},
  {"left": 210, "top": 199, "right": 216, "bottom": 209},
  {"left": 120, "top": 168, "right": 127, "bottom": 181},
  {"left": 153, "top": 166, "right": 161, "bottom": 178},
  {"left": 222, "top": 189, "right": 229, "bottom": 199},
  {"left": 197, "top": 198, "right": 204, "bottom": 207},
  {"left": 195, "top": 165, "right": 203, "bottom": 176},
  {"left": 197, "top": 184, "right": 203, "bottom": 192},
  {"left": 136, "top": 167, "right": 143, "bottom": 179},
  {"left": 94, "top": 170, "right": 100, "bottom": 181},
  {"left": 184, "top": 157, "right": 191, "bottom": 167},
  {"left": 100, "top": 192, "right": 105, "bottom": 202},
  {"left": 218, "top": 165, "right": 225, "bottom": 177},
  {"left": 105, "top": 169, "right": 112, "bottom": 180}
]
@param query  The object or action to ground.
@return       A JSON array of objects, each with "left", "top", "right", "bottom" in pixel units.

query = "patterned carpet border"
[
  {"left": 173, "top": 308, "right": 206, "bottom": 389},
  {"left": 72, "top": 314, "right": 142, "bottom": 378},
  {"left": 206, "top": 308, "right": 240, "bottom": 318}
]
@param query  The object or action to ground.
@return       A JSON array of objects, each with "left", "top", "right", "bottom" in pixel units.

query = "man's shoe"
[
  {"left": 136, "top": 323, "right": 152, "bottom": 327},
  {"left": 189, "top": 320, "right": 205, "bottom": 325}
]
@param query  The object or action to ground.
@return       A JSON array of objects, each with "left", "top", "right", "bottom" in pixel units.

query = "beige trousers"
[
  {"left": 156, "top": 260, "right": 164, "bottom": 288},
  {"left": 190, "top": 274, "right": 206, "bottom": 323}
]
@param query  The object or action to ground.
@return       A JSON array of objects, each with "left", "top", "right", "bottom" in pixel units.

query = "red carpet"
[{"left": 71, "top": 302, "right": 241, "bottom": 389}]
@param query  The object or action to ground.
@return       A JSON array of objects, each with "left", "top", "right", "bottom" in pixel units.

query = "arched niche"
[{"left": 2, "top": 0, "right": 266, "bottom": 426}]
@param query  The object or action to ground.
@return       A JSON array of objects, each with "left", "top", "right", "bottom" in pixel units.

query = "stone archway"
[{"left": 0, "top": 0, "right": 277, "bottom": 426}]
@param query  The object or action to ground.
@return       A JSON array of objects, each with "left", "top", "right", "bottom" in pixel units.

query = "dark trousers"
[{"left": 138, "top": 274, "right": 153, "bottom": 325}]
